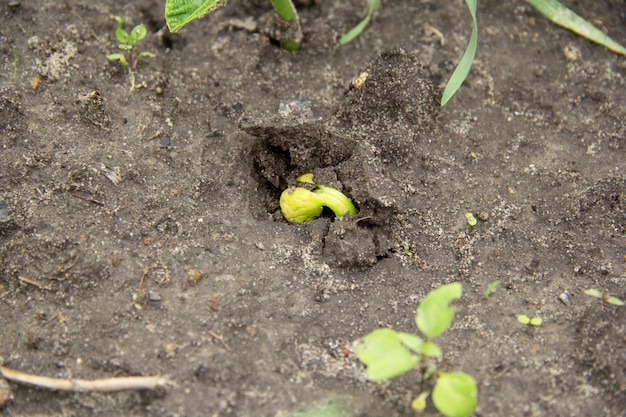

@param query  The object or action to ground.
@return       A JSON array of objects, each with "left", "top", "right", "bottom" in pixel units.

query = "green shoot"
[
  {"left": 334, "top": 0, "right": 381, "bottom": 50},
  {"left": 464, "top": 212, "right": 477, "bottom": 227},
  {"left": 280, "top": 174, "right": 357, "bottom": 224},
  {"left": 583, "top": 289, "right": 624, "bottom": 306},
  {"left": 518, "top": 314, "right": 542, "bottom": 326},
  {"left": 356, "top": 283, "right": 477, "bottom": 417},
  {"left": 526, "top": 0, "right": 626, "bottom": 56},
  {"left": 165, "top": 0, "right": 302, "bottom": 50},
  {"left": 484, "top": 280, "right": 502, "bottom": 299},
  {"left": 441, "top": 0, "right": 478, "bottom": 107},
  {"left": 106, "top": 16, "right": 156, "bottom": 93},
  {"left": 11, "top": 44, "right": 18, "bottom": 80}
]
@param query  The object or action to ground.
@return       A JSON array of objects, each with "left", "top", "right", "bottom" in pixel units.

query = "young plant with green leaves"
[
  {"left": 356, "top": 283, "right": 477, "bottom": 417},
  {"left": 165, "top": 0, "right": 302, "bottom": 50},
  {"left": 107, "top": 16, "right": 156, "bottom": 93}
]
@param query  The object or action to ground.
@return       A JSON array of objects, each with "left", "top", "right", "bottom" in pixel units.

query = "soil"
[{"left": 1, "top": 0, "right": 625, "bottom": 416}]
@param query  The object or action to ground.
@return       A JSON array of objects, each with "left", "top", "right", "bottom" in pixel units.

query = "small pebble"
[
  {"left": 148, "top": 291, "right": 162, "bottom": 301},
  {"left": 558, "top": 292, "right": 571, "bottom": 306}
]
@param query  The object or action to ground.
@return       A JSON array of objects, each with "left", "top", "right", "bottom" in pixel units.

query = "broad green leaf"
[
  {"left": 165, "top": 0, "right": 228, "bottom": 33},
  {"left": 606, "top": 296, "right": 624, "bottom": 306},
  {"left": 526, "top": 0, "right": 626, "bottom": 56},
  {"left": 130, "top": 24, "right": 148, "bottom": 42},
  {"left": 335, "top": 0, "right": 381, "bottom": 49},
  {"left": 355, "top": 328, "right": 420, "bottom": 381},
  {"left": 517, "top": 314, "right": 530, "bottom": 324},
  {"left": 416, "top": 282, "right": 462, "bottom": 339},
  {"left": 115, "top": 26, "right": 131, "bottom": 44},
  {"left": 441, "top": 0, "right": 478, "bottom": 106},
  {"left": 432, "top": 372, "right": 477, "bottom": 417}
]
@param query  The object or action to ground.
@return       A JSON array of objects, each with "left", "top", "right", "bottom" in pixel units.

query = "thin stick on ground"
[{"left": 0, "top": 366, "right": 171, "bottom": 392}]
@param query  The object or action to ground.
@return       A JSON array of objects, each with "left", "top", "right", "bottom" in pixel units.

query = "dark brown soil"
[{"left": 1, "top": 1, "right": 625, "bottom": 416}]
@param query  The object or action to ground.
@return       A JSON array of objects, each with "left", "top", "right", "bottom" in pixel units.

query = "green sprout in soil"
[
  {"left": 106, "top": 16, "right": 156, "bottom": 93},
  {"left": 583, "top": 289, "right": 624, "bottom": 306},
  {"left": 165, "top": 0, "right": 302, "bottom": 50},
  {"left": 464, "top": 212, "right": 477, "bottom": 227},
  {"left": 280, "top": 174, "right": 357, "bottom": 224},
  {"left": 356, "top": 283, "right": 477, "bottom": 417},
  {"left": 11, "top": 43, "right": 18, "bottom": 80},
  {"left": 517, "top": 314, "right": 542, "bottom": 326},
  {"left": 484, "top": 279, "right": 501, "bottom": 299}
]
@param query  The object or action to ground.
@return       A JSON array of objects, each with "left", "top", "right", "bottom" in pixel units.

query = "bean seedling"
[
  {"left": 106, "top": 16, "right": 156, "bottom": 93},
  {"left": 279, "top": 174, "right": 357, "bottom": 224},
  {"left": 356, "top": 283, "right": 477, "bottom": 417}
]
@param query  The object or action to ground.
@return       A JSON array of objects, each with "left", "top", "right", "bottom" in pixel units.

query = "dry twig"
[{"left": 0, "top": 366, "right": 170, "bottom": 393}]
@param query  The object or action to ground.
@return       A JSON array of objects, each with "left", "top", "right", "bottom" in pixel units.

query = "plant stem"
[
  {"left": 269, "top": 0, "right": 297, "bottom": 22},
  {"left": 268, "top": 0, "right": 302, "bottom": 51}
]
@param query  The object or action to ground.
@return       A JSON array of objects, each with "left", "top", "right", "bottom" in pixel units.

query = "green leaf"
[
  {"left": 355, "top": 328, "right": 420, "bottom": 381},
  {"left": 138, "top": 51, "right": 156, "bottom": 58},
  {"left": 397, "top": 331, "right": 424, "bottom": 354},
  {"left": 416, "top": 282, "right": 462, "bottom": 339},
  {"left": 583, "top": 289, "right": 602, "bottom": 299},
  {"left": 432, "top": 372, "right": 477, "bottom": 417},
  {"left": 165, "top": 0, "right": 228, "bottom": 33},
  {"left": 526, "top": 0, "right": 626, "bottom": 56},
  {"left": 106, "top": 53, "right": 129, "bottom": 66},
  {"left": 130, "top": 24, "right": 148, "bottom": 42},
  {"left": 421, "top": 341, "right": 442, "bottom": 358},
  {"left": 115, "top": 26, "right": 131, "bottom": 44},
  {"left": 441, "top": 0, "right": 478, "bottom": 106},
  {"left": 606, "top": 296, "right": 625, "bottom": 306},
  {"left": 484, "top": 280, "right": 502, "bottom": 299},
  {"left": 334, "top": 0, "right": 381, "bottom": 50},
  {"left": 517, "top": 314, "right": 530, "bottom": 324}
]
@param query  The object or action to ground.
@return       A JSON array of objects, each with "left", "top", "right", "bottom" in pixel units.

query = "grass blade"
[
  {"left": 441, "top": 0, "right": 478, "bottom": 107},
  {"left": 335, "top": 0, "right": 381, "bottom": 50},
  {"left": 527, "top": 0, "right": 626, "bottom": 56}
]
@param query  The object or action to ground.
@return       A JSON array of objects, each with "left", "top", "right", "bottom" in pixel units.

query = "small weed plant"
[
  {"left": 583, "top": 289, "right": 624, "bottom": 306},
  {"left": 356, "top": 283, "right": 477, "bottom": 417},
  {"left": 163, "top": 0, "right": 626, "bottom": 106},
  {"left": 106, "top": 16, "right": 156, "bottom": 93}
]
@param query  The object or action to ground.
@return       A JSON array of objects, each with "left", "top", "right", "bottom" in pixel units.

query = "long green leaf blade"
[
  {"left": 335, "top": 0, "right": 381, "bottom": 49},
  {"left": 441, "top": 0, "right": 478, "bottom": 106},
  {"left": 165, "top": 0, "right": 228, "bottom": 33},
  {"left": 527, "top": 0, "right": 626, "bottom": 56}
]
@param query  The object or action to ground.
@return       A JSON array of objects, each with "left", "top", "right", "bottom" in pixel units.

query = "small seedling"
[
  {"left": 583, "top": 289, "right": 624, "bottom": 306},
  {"left": 517, "top": 314, "right": 542, "bottom": 326},
  {"left": 106, "top": 16, "right": 156, "bottom": 93},
  {"left": 403, "top": 247, "right": 413, "bottom": 257},
  {"left": 465, "top": 212, "right": 477, "bottom": 227},
  {"left": 356, "top": 283, "right": 477, "bottom": 417},
  {"left": 11, "top": 44, "right": 18, "bottom": 80},
  {"left": 279, "top": 174, "right": 357, "bottom": 224},
  {"left": 131, "top": 293, "right": 143, "bottom": 310},
  {"left": 484, "top": 280, "right": 501, "bottom": 299}
]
